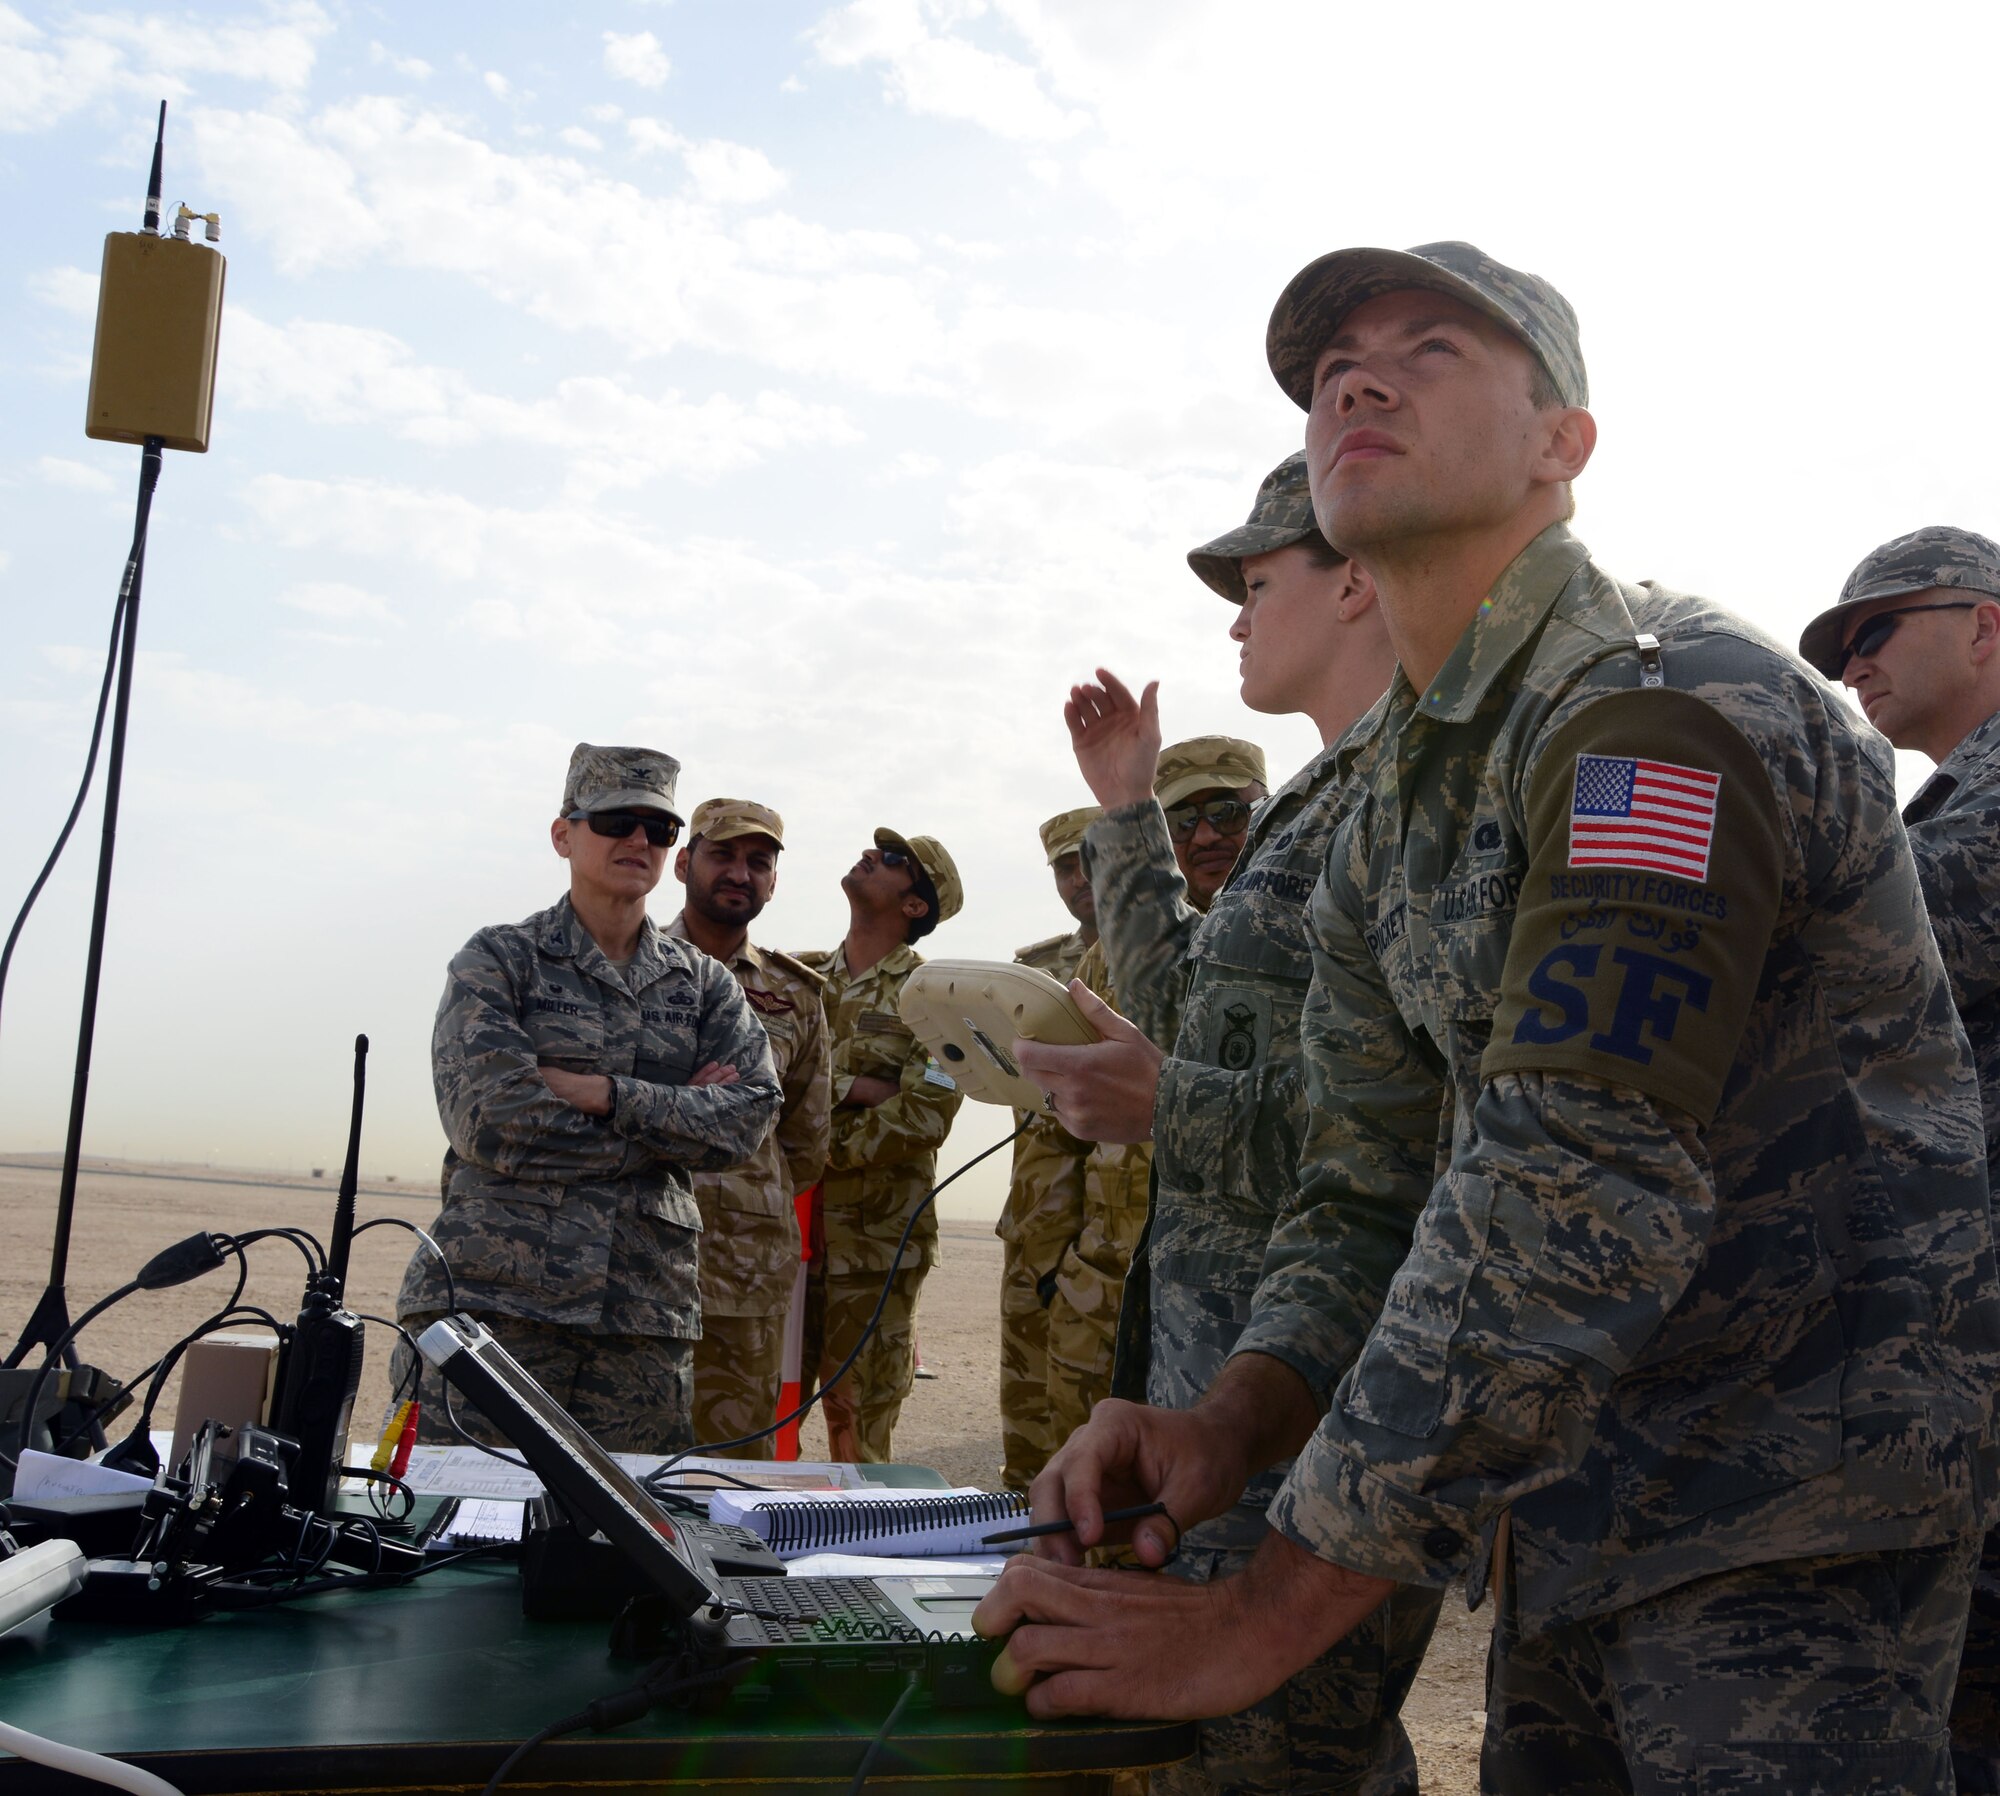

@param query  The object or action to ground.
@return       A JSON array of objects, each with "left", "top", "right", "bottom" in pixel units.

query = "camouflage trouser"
[
  {"left": 999, "top": 1236, "right": 1059, "bottom": 1489},
  {"left": 1046, "top": 1279, "right": 1117, "bottom": 1452},
  {"left": 691, "top": 1310, "right": 784, "bottom": 1461},
  {"left": 1150, "top": 1541, "right": 1438, "bottom": 1796},
  {"left": 1953, "top": 1524, "right": 2000, "bottom": 1792},
  {"left": 391, "top": 1309, "right": 693, "bottom": 1455},
  {"left": 817, "top": 1264, "right": 925, "bottom": 1463},
  {"left": 1485, "top": 1537, "right": 1976, "bottom": 1794}
]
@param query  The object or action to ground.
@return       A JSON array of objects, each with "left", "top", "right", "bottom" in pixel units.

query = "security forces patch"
[
  {"left": 1483, "top": 690, "right": 1784, "bottom": 1124},
  {"left": 1208, "top": 988, "right": 1272, "bottom": 1074}
]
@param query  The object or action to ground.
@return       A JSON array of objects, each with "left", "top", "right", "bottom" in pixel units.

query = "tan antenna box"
[{"left": 85, "top": 231, "right": 225, "bottom": 453}]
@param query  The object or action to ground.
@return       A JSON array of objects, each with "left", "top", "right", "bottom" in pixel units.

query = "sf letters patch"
[{"left": 1484, "top": 691, "right": 1784, "bottom": 1124}]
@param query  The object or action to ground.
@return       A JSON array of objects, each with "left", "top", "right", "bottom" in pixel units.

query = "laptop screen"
[{"left": 414, "top": 1314, "right": 717, "bottom": 1617}]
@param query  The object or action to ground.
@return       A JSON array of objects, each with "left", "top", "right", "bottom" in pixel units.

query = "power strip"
[{"left": 0, "top": 1540, "right": 86, "bottom": 1636}]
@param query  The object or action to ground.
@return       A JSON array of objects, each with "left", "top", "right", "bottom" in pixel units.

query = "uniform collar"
[
  {"left": 1405, "top": 522, "right": 1593, "bottom": 725},
  {"left": 542, "top": 893, "right": 670, "bottom": 985},
  {"left": 835, "top": 939, "right": 921, "bottom": 983},
  {"left": 663, "top": 910, "right": 764, "bottom": 974},
  {"left": 1906, "top": 702, "right": 2000, "bottom": 823}
]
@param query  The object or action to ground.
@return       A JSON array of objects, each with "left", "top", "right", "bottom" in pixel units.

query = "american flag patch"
[{"left": 1568, "top": 755, "right": 1721, "bottom": 880}]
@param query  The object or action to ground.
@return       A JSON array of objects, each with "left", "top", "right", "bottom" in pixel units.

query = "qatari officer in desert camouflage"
[{"left": 393, "top": 743, "right": 781, "bottom": 1454}]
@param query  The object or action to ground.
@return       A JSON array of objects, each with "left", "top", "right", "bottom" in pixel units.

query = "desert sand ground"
[{"left": 0, "top": 1156, "right": 1486, "bottom": 1791}]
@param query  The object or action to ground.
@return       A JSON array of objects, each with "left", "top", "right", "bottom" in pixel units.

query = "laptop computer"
[{"left": 414, "top": 1314, "right": 1004, "bottom": 1711}]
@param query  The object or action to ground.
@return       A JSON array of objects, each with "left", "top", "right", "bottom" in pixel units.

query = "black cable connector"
[{"left": 134, "top": 1232, "right": 232, "bottom": 1290}]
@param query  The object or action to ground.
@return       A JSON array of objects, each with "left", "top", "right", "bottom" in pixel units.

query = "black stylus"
[{"left": 982, "top": 1501, "right": 1169, "bottom": 1545}]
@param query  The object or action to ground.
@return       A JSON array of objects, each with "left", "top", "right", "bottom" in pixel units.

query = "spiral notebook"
[{"left": 709, "top": 1487, "right": 1029, "bottom": 1558}]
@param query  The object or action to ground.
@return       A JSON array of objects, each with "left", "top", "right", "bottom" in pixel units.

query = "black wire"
[
  {"left": 645, "top": 1123, "right": 1025, "bottom": 1484},
  {"left": 355, "top": 1313, "right": 422, "bottom": 1404},
  {"left": 14, "top": 1278, "right": 142, "bottom": 1459},
  {"left": 847, "top": 1672, "right": 922, "bottom": 1795},
  {"left": 352, "top": 1217, "right": 457, "bottom": 1310},
  {"left": 480, "top": 1715, "right": 583, "bottom": 1796},
  {"left": 128, "top": 1305, "right": 286, "bottom": 1444},
  {"left": 234, "top": 1226, "right": 326, "bottom": 1272},
  {"left": 0, "top": 570, "right": 131, "bottom": 1048}
]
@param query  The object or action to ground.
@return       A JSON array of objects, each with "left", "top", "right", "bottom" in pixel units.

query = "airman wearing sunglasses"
[
  {"left": 1803, "top": 527, "right": 2000, "bottom": 1791},
  {"left": 394, "top": 744, "right": 783, "bottom": 1454},
  {"left": 665, "top": 799, "right": 832, "bottom": 1461},
  {"left": 795, "top": 830, "right": 966, "bottom": 1461},
  {"left": 1042, "top": 739, "right": 1267, "bottom": 1467}
]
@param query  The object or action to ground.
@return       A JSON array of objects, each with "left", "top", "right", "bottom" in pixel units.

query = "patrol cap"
[
  {"left": 1038, "top": 806, "right": 1101, "bottom": 865},
  {"left": 562, "top": 743, "right": 683, "bottom": 823},
  {"left": 1799, "top": 526, "right": 2000, "bottom": 678},
  {"left": 874, "top": 827, "right": 963, "bottom": 924},
  {"left": 1188, "top": 453, "right": 1328, "bottom": 605},
  {"left": 689, "top": 797, "right": 785, "bottom": 847},
  {"left": 1266, "top": 240, "right": 1587, "bottom": 414},
  {"left": 1154, "top": 736, "right": 1267, "bottom": 811}
]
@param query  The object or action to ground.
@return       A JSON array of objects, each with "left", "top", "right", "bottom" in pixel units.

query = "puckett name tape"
[{"left": 1569, "top": 754, "right": 1720, "bottom": 881}]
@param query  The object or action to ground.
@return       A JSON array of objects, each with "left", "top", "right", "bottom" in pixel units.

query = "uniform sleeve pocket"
[{"left": 1340, "top": 1174, "right": 1495, "bottom": 1437}]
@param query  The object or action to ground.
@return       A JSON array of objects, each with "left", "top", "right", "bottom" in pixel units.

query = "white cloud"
[
  {"left": 586, "top": 101, "right": 623, "bottom": 122},
  {"left": 809, "top": 0, "right": 1088, "bottom": 143},
  {"left": 603, "top": 29, "right": 671, "bottom": 88},
  {"left": 368, "top": 40, "right": 431, "bottom": 79},
  {"left": 37, "top": 455, "right": 115, "bottom": 492},
  {"left": 222, "top": 308, "right": 860, "bottom": 488},
  {"left": 0, "top": 1, "right": 331, "bottom": 132},
  {"left": 680, "top": 138, "right": 788, "bottom": 205},
  {"left": 28, "top": 266, "right": 98, "bottom": 316},
  {"left": 557, "top": 125, "right": 602, "bottom": 151},
  {"left": 279, "top": 581, "right": 401, "bottom": 626}
]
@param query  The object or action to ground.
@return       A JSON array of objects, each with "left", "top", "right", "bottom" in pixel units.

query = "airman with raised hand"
[
  {"left": 797, "top": 830, "right": 965, "bottom": 1462},
  {"left": 1802, "top": 528, "right": 2000, "bottom": 1791},
  {"left": 667, "top": 798, "right": 831, "bottom": 1460},
  {"left": 1042, "top": 739, "right": 1265, "bottom": 1462},
  {"left": 997, "top": 805, "right": 1100, "bottom": 1490},
  {"left": 979, "top": 241, "right": 2000, "bottom": 1795},
  {"left": 1021, "top": 453, "right": 1429, "bottom": 1796}
]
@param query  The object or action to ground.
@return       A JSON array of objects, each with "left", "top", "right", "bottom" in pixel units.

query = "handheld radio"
[{"left": 270, "top": 1036, "right": 369, "bottom": 1513}]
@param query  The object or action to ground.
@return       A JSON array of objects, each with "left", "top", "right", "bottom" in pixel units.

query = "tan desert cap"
[
  {"left": 874, "top": 827, "right": 963, "bottom": 924},
  {"left": 1038, "top": 805, "right": 1101, "bottom": 865},
  {"left": 562, "top": 743, "right": 683, "bottom": 822},
  {"left": 1154, "top": 736, "right": 1267, "bottom": 811},
  {"left": 689, "top": 797, "right": 785, "bottom": 847}
]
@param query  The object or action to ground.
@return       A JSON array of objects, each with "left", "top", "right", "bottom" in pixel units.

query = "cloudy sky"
[{"left": 2, "top": 0, "right": 1994, "bottom": 1224}]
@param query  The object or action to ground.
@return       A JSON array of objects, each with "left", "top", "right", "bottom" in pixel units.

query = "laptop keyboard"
[{"left": 719, "top": 1575, "right": 920, "bottom": 1644}]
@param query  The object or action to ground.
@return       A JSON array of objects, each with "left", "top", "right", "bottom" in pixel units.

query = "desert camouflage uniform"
[
  {"left": 1044, "top": 939, "right": 1153, "bottom": 1449},
  {"left": 395, "top": 893, "right": 782, "bottom": 1453},
  {"left": 668, "top": 917, "right": 831, "bottom": 1460},
  {"left": 1904, "top": 705, "right": 2000, "bottom": 1791},
  {"left": 797, "top": 941, "right": 964, "bottom": 1461},
  {"left": 1241, "top": 524, "right": 2000, "bottom": 1791},
  {"left": 1089, "top": 728, "right": 1442, "bottom": 1796},
  {"left": 998, "top": 926, "right": 1091, "bottom": 1489}
]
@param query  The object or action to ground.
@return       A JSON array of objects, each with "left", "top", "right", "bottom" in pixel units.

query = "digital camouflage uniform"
[
  {"left": 394, "top": 751, "right": 783, "bottom": 1455},
  {"left": 798, "top": 830, "right": 966, "bottom": 1462},
  {"left": 998, "top": 893, "right": 1093, "bottom": 1490},
  {"left": 1803, "top": 526, "right": 2000, "bottom": 1793},
  {"left": 1239, "top": 519, "right": 2000, "bottom": 1794},
  {"left": 1088, "top": 455, "right": 1439, "bottom": 1796},
  {"left": 669, "top": 898, "right": 831, "bottom": 1461},
  {"left": 1044, "top": 936, "right": 1155, "bottom": 1451}
]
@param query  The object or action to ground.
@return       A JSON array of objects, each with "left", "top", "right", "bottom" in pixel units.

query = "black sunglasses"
[
  {"left": 1837, "top": 602, "right": 1980, "bottom": 675},
  {"left": 1165, "top": 797, "right": 1253, "bottom": 841},
  {"left": 877, "top": 845, "right": 939, "bottom": 909},
  {"left": 572, "top": 808, "right": 680, "bottom": 847},
  {"left": 878, "top": 846, "right": 913, "bottom": 868}
]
